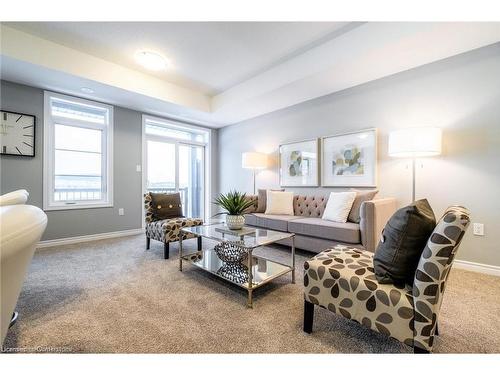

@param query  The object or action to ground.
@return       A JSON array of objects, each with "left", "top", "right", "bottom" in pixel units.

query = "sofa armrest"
[
  {"left": 359, "top": 198, "right": 397, "bottom": 253},
  {"left": 0, "top": 189, "right": 29, "bottom": 206}
]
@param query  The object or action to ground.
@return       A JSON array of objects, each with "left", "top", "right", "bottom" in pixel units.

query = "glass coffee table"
[{"left": 179, "top": 223, "right": 295, "bottom": 308}]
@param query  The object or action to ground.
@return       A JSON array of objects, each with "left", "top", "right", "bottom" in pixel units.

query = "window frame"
[
  {"left": 141, "top": 114, "right": 211, "bottom": 221},
  {"left": 43, "top": 91, "right": 114, "bottom": 211}
]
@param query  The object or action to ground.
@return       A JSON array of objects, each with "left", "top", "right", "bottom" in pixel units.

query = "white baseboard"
[
  {"left": 37, "top": 228, "right": 144, "bottom": 249},
  {"left": 453, "top": 259, "right": 500, "bottom": 277}
]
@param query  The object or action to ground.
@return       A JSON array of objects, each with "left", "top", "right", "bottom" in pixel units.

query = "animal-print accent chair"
[
  {"left": 303, "top": 206, "right": 470, "bottom": 353},
  {"left": 144, "top": 192, "right": 203, "bottom": 259}
]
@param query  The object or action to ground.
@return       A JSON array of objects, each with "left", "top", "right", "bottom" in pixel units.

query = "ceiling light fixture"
[
  {"left": 80, "top": 87, "right": 94, "bottom": 94},
  {"left": 135, "top": 50, "right": 168, "bottom": 71}
]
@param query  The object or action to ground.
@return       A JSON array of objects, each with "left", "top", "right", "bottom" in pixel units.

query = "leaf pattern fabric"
[
  {"left": 412, "top": 206, "right": 470, "bottom": 352},
  {"left": 144, "top": 193, "right": 203, "bottom": 243},
  {"left": 304, "top": 206, "right": 470, "bottom": 352},
  {"left": 304, "top": 246, "right": 416, "bottom": 346}
]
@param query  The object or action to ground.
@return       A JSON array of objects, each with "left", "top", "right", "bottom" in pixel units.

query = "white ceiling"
[
  {"left": 2, "top": 22, "right": 500, "bottom": 128},
  {"left": 6, "top": 22, "right": 348, "bottom": 95}
]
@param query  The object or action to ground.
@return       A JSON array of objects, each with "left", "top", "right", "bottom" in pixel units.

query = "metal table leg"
[
  {"left": 247, "top": 249, "right": 253, "bottom": 308},
  {"left": 291, "top": 235, "right": 296, "bottom": 284},
  {"left": 179, "top": 234, "right": 183, "bottom": 271}
]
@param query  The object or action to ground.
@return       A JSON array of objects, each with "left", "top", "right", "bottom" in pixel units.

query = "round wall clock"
[{"left": 0, "top": 110, "right": 36, "bottom": 157}]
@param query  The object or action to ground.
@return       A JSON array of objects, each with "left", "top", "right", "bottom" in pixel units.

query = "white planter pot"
[{"left": 226, "top": 215, "right": 245, "bottom": 230}]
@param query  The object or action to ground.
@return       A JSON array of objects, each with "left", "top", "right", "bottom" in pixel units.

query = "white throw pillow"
[
  {"left": 322, "top": 192, "right": 357, "bottom": 223},
  {"left": 265, "top": 191, "right": 294, "bottom": 215}
]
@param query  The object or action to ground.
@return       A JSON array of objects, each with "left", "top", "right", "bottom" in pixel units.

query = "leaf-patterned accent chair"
[
  {"left": 303, "top": 206, "right": 470, "bottom": 353},
  {"left": 144, "top": 192, "right": 203, "bottom": 259}
]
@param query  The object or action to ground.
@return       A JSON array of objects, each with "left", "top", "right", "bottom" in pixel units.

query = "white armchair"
[
  {"left": 0, "top": 189, "right": 29, "bottom": 206},
  {"left": 1, "top": 190, "right": 47, "bottom": 343}
]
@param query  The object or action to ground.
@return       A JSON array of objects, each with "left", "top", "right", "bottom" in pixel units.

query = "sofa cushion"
[
  {"left": 245, "top": 213, "right": 301, "bottom": 232},
  {"left": 265, "top": 191, "right": 294, "bottom": 215},
  {"left": 145, "top": 217, "right": 203, "bottom": 242},
  {"left": 322, "top": 191, "right": 357, "bottom": 223},
  {"left": 288, "top": 217, "right": 360, "bottom": 244},
  {"left": 244, "top": 213, "right": 258, "bottom": 227},
  {"left": 348, "top": 189, "right": 378, "bottom": 223},
  {"left": 256, "top": 189, "right": 284, "bottom": 213}
]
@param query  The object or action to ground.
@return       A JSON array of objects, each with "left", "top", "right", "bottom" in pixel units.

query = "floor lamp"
[
  {"left": 388, "top": 127, "right": 442, "bottom": 202},
  {"left": 242, "top": 152, "right": 267, "bottom": 194}
]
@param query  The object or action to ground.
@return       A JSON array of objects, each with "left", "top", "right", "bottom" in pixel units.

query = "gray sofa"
[{"left": 245, "top": 194, "right": 397, "bottom": 253}]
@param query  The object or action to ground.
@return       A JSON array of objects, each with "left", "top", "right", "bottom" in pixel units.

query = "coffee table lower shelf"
[{"left": 179, "top": 249, "right": 294, "bottom": 308}]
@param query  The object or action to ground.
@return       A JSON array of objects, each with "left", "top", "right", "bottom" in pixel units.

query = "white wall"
[{"left": 218, "top": 43, "right": 500, "bottom": 267}]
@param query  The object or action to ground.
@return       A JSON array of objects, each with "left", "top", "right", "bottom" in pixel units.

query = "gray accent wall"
[
  {"left": 218, "top": 43, "right": 500, "bottom": 267},
  {"left": 0, "top": 80, "right": 217, "bottom": 241}
]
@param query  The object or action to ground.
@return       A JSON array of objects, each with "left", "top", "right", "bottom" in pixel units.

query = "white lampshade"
[
  {"left": 242, "top": 152, "right": 267, "bottom": 169},
  {"left": 388, "top": 127, "right": 442, "bottom": 158}
]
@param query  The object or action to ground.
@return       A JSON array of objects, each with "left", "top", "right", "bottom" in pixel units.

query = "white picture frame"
[
  {"left": 321, "top": 128, "right": 377, "bottom": 187},
  {"left": 279, "top": 138, "right": 319, "bottom": 187}
]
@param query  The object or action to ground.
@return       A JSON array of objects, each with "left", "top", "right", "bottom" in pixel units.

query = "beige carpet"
[{"left": 3, "top": 234, "right": 500, "bottom": 353}]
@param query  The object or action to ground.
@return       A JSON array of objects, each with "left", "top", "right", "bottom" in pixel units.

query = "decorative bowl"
[{"left": 213, "top": 241, "right": 248, "bottom": 263}]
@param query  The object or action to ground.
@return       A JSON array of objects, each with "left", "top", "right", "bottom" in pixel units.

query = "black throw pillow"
[
  {"left": 373, "top": 199, "right": 436, "bottom": 285},
  {"left": 150, "top": 192, "right": 184, "bottom": 220}
]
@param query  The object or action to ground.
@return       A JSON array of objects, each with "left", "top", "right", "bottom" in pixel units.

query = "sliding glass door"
[
  {"left": 179, "top": 144, "right": 205, "bottom": 218},
  {"left": 146, "top": 140, "right": 176, "bottom": 193},
  {"left": 143, "top": 116, "right": 208, "bottom": 220}
]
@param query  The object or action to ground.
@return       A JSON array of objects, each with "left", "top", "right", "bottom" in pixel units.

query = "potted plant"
[{"left": 213, "top": 191, "right": 255, "bottom": 230}]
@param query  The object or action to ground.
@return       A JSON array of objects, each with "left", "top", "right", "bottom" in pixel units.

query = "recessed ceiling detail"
[{"left": 1, "top": 22, "right": 500, "bottom": 128}]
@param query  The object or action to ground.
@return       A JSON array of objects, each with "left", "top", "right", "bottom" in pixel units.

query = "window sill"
[{"left": 43, "top": 202, "right": 113, "bottom": 211}]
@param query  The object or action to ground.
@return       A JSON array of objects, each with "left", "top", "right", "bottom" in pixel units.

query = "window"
[
  {"left": 144, "top": 117, "right": 208, "bottom": 143},
  {"left": 44, "top": 92, "right": 113, "bottom": 210},
  {"left": 142, "top": 115, "right": 209, "bottom": 219}
]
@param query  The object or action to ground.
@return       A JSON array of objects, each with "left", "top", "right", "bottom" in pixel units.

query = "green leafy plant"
[{"left": 213, "top": 190, "right": 255, "bottom": 216}]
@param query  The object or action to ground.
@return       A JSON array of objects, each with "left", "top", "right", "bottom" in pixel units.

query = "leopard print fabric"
[
  {"left": 412, "top": 206, "right": 470, "bottom": 352},
  {"left": 304, "top": 206, "right": 470, "bottom": 352},
  {"left": 304, "top": 246, "right": 415, "bottom": 346},
  {"left": 145, "top": 217, "right": 204, "bottom": 243}
]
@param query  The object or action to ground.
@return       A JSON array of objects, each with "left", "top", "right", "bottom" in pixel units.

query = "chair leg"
[
  {"left": 414, "top": 346, "right": 430, "bottom": 354},
  {"left": 146, "top": 236, "right": 150, "bottom": 250},
  {"left": 303, "top": 300, "right": 314, "bottom": 334},
  {"left": 435, "top": 322, "right": 439, "bottom": 336},
  {"left": 10, "top": 311, "right": 18, "bottom": 327},
  {"left": 197, "top": 236, "right": 202, "bottom": 251},
  {"left": 164, "top": 242, "right": 170, "bottom": 259}
]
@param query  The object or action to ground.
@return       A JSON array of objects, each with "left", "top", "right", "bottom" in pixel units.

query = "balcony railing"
[{"left": 54, "top": 188, "right": 102, "bottom": 202}]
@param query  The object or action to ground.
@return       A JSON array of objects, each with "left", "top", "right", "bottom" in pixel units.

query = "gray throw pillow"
[
  {"left": 256, "top": 189, "right": 284, "bottom": 213},
  {"left": 150, "top": 192, "right": 184, "bottom": 220},
  {"left": 348, "top": 189, "right": 378, "bottom": 223},
  {"left": 373, "top": 199, "right": 436, "bottom": 285}
]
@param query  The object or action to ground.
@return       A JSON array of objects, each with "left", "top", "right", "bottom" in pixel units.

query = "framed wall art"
[
  {"left": 321, "top": 128, "right": 377, "bottom": 187},
  {"left": 279, "top": 138, "right": 319, "bottom": 187}
]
